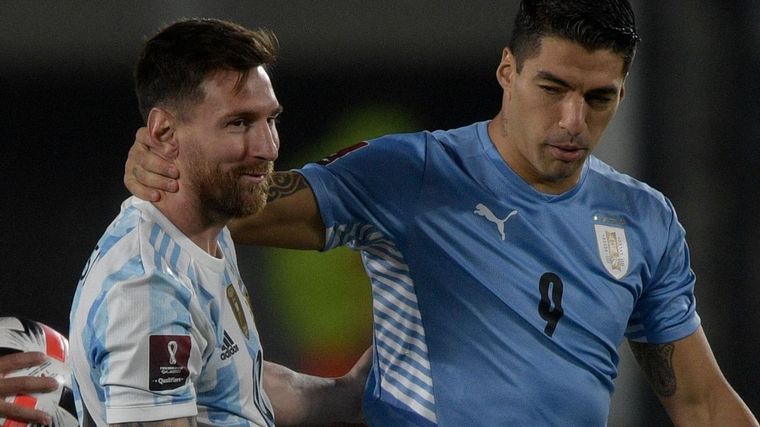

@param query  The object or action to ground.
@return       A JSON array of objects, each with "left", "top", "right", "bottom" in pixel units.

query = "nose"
[
  {"left": 250, "top": 121, "right": 279, "bottom": 162},
  {"left": 558, "top": 95, "right": 587, "bottom": 138}
]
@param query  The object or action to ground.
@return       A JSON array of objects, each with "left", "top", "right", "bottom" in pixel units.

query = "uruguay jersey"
[
  {"left": 299, "top": 121, "right": 701, "bottom": 427},
  {"left": 69, "top": 197, "right": 274, "bottom": 426}
]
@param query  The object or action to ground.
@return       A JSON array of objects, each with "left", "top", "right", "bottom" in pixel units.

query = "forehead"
[
  {"left": 523, "top": 36, "right": 626, "bottom": 88},
  {"left": 194, "top": 66, "right": 279, "bottom": 117}
]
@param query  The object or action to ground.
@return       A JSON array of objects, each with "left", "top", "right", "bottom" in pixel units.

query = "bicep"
[
  {"left": 229, "top": 171, "right": 325, "bottom": 249},
  {"left": 110, "top": 416, "right": 198, "bottom": 427}
]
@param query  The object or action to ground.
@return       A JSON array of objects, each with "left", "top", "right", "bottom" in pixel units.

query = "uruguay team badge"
[{"left": 594, "top": 223, "right": 629, "bottom": 280}]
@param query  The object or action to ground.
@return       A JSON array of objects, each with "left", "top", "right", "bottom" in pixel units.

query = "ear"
[
  {"left": 146, "top": 107, "right": 179, "bottom": 160},
  {"left": 496, "top": 47, "right": 517, "bottom": 91}
]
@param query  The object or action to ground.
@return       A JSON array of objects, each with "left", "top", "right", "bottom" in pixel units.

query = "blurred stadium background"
[{"left": 1, "top": 2, "right": 758, "bottom": 425}]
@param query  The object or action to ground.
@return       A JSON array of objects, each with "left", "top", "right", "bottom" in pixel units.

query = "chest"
[{"left": 406, "top": 187, "right": 652, "bottom": 345}]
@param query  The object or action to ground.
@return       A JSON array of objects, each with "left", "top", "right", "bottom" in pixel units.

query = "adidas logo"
[{"left": 220, "top": 330, "right": 239, "bottom": 360}]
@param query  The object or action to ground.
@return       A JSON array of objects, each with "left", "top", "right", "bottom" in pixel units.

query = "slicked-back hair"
[
  {"left": 135, "top": 18, "right": 278, "bottom": 122},
  {"left": 508, "top": 0, "right": 639, "bottom": 75}
]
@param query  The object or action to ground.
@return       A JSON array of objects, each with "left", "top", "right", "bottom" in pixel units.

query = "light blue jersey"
[
  {"left": 69, "top": 197, "right": 274, "bottom": 426},
  {"left": 299, "top": 121, "right": 700, "bottom": 426}
]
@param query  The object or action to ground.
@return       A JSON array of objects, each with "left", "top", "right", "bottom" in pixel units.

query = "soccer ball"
[{"left": 0, "top": 317, "right": 79, "bottom": 427}]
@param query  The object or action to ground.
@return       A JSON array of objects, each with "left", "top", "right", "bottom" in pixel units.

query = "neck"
[
  {"left": 152, "top": 191, "right": 228, "bottom": 257},
  {"left": 487, "top": 113, "right": 581, "bottom": 195}
]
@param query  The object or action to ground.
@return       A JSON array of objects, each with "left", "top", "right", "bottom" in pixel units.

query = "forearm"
[
  {"left": 665, "top": 384, "right": 758, "bottom": 427},
  {"left": 229, "top": 171, "right": 325, "bottom": 249},
  {"left": 629, "top": 330, "right": 759, "bottom": 427},
  {"left": 263, "top": 361, "right": 363, "bottom": 426}
]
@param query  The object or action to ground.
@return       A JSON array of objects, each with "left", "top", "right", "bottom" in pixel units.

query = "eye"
[
  {"left": 267, "top": 115, "right": 280, "bottom": 127},
  {"left": 539, "top": 85, "right": 562, "bottom": 95},
  {"left": 227, "top": 118, "right": 250, "bottom": 130},
  {"left": 586, "top": 95, "right": 614, "bottom": 109}
]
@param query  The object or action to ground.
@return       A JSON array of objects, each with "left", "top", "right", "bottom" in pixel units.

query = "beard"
[{"left": 187, "top": 156, "right": 273, "bottom": 221}]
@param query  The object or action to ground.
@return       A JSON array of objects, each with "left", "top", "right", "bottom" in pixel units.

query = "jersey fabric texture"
[
  {"left": 299, "top": 121, "right": 701, "bottom": 427},
  {"left": 69, "top": 197, "right": 274, "bottom": 426}
]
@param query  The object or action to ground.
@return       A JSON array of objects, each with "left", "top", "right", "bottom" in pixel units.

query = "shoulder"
[
  {"left": 317, "top": 123, "right": 480, "bottom": 166},
  {"left": 87, "top": 198, "right": 192, "bottom": 289},
  {"left": 587, "top": 157, "right": 675, "bottom": 217}
]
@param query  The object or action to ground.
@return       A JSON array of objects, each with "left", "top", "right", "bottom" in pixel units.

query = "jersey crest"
[
  {"left": 594, "top": 222, "right": 629, "bottom": 280},
  {"left": 226, "top": 284, "right": 250, "bottom": 339}
]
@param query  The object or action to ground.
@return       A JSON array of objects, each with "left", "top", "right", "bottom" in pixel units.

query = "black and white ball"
[{"left": 0, "top": 317, "right": 78, "bottom": 427}]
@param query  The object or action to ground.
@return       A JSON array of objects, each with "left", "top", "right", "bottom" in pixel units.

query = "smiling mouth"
[{"left": 238, "top": 169, "right": 270, "bottom": 184}]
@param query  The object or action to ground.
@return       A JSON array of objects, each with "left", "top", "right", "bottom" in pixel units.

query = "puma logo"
[{"left": 474, "top": 203, "right": 518, "bottom": 241}]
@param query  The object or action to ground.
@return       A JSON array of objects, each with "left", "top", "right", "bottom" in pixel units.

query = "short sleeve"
[
  {"left": 625, "top": 201, "right": 701, "bottom": 344},
  {"left": 91, "top": 268, "right": 203, "bottom": 423},
  {"left": 299, "top": 134, "right": 427, "bottom": 251}
]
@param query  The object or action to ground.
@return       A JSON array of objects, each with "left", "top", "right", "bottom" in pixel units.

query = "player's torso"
[
  {"left": 397, "top": 153, "right": 650, "bottom": 425},
  {"left": 70, "top": 200, "right": 273, "bottom": 426},
  {"left": 188, "top": 259, "right": 274, "bottom": 427}
]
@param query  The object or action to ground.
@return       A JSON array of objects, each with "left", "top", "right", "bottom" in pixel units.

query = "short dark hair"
[
  {"left": 508, "top": 0, "right": 639, "bottom": 75},
  {"left": 135, "top": 18, "right": 278, "bottom": 122}
]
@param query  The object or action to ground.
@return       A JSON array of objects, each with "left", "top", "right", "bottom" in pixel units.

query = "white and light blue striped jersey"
[
  {"left": 69, "top": 197, "right": 274, "bottom": 426},
  {"left": 299, "top": 121, "right": 701, "bottom": 427}
]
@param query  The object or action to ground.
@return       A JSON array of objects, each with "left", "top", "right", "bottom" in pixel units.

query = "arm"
[
  {"left": 263, "top": 348, "right": 371, "bottom": 426},
  {"left": 229, "top": 171, "right": 325, "bottom": 250},
  {"left": 0, "top": 352, "right": 59, "bottom": 425},
  {"left": 629, "top": 327, "right": 758, "bottom": 426},
  {"left": 124, "top": 128, "right": 324, "bottom": 249}
]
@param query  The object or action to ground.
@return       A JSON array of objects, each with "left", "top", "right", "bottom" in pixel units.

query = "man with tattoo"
[
  {"left": 125, "top": 1, "right": 759, "bottom": 426},
  {"left": 69, "top": 19, "right": 368, "bottom": 427}
]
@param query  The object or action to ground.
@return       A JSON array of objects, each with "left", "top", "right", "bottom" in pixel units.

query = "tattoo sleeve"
[
  {"left": 629, "top": 341, "right": 677, "bottom": 397},
  {"left": 267, "top": 171, "right": 308, "bottom": 202}
]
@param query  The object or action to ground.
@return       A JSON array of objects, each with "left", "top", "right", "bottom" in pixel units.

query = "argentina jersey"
[
  {"left": 69, "top": 197, "right": 274, "bottom": 426},
  {"left": 299, "top": 121, "right": 700, "bottom": 426}
]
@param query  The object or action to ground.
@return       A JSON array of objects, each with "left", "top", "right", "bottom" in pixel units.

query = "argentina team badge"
[{"left": 593, "top": 216, "right": 629, "bottom": 280}]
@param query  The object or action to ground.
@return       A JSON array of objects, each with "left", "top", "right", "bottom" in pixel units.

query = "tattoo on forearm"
[
  {"left": 268, "top": 172, "right": 308, "bottom": 202},
  {"left": 629, "top": 341, "right": 676, "bottom": 397}
]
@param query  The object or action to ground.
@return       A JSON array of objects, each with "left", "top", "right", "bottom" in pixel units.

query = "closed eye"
[
  {"left": 585, "top": 95, "right": 615, "bottom": 109},
  {"left": 539, "top": 85, "right": 563, "bottom": 95}
]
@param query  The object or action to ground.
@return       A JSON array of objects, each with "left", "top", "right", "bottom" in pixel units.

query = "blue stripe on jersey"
[
  {"left": 325, "top": 225, "right": 437, "bottom": 424},
  {"left": 82, "top": 255, "right": 144, "bottom": 404},
  {"left": 169, "top": 242, "right": 182, "bottom": 270},
  {"left": 197, "top": 360, "right": 244, "bottom": 426},
  {"left": 98, "top": 206, "right": 139, "bottom": 257}
]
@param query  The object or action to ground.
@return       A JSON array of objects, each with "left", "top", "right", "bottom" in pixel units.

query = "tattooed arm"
[
  {"left": 124, "top": 128, "right": 325, "bottom": 250},
  {"left": 228, "top": 171, "right": 325, "bottom": 250},
  {"left": 629, "top": 327, "right": 758, "bottom": 426}
]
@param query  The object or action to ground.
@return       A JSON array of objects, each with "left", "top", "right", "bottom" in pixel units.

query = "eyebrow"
[
  {"left": 224, "top": 104, "right": 284, "bottom": 120},
  {"left": 535, "top": 70, "right": 620, "bottom": 97}
]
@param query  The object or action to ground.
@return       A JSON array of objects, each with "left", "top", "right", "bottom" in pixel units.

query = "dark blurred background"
[{"left": 1, "top": 2, "right": 758, "bottom": 425}]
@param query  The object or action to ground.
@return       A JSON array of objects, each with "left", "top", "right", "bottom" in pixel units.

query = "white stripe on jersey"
[{"left": 325, "top": 225, "right": 437, "bottom": 424}]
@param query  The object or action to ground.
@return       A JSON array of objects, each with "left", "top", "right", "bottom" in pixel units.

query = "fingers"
[
  {"left": 0, "top": 399, "right": 53, "bottom": 425},
  {"left": 0, "top": 352, "right": 46, "bottom": 373},
  {"left": 0, "top": 376, "right": 58, "bottom": 396},
  {"left": 124, "top": 134, "right": 179, "bottom": 202},
  {"left": 0, "top": 353, "right": 56, "bottom": 426}
]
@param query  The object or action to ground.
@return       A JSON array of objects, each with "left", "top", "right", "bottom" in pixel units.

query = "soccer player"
[
  {"left": 70, "top": 19, "right": 367, "bottom": 426},
  {"left": 125, "top": 1, "right": 759, "bottom": 426},
  {"left": 0, "top": 352, "right": 58, "bottom": 425}
]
